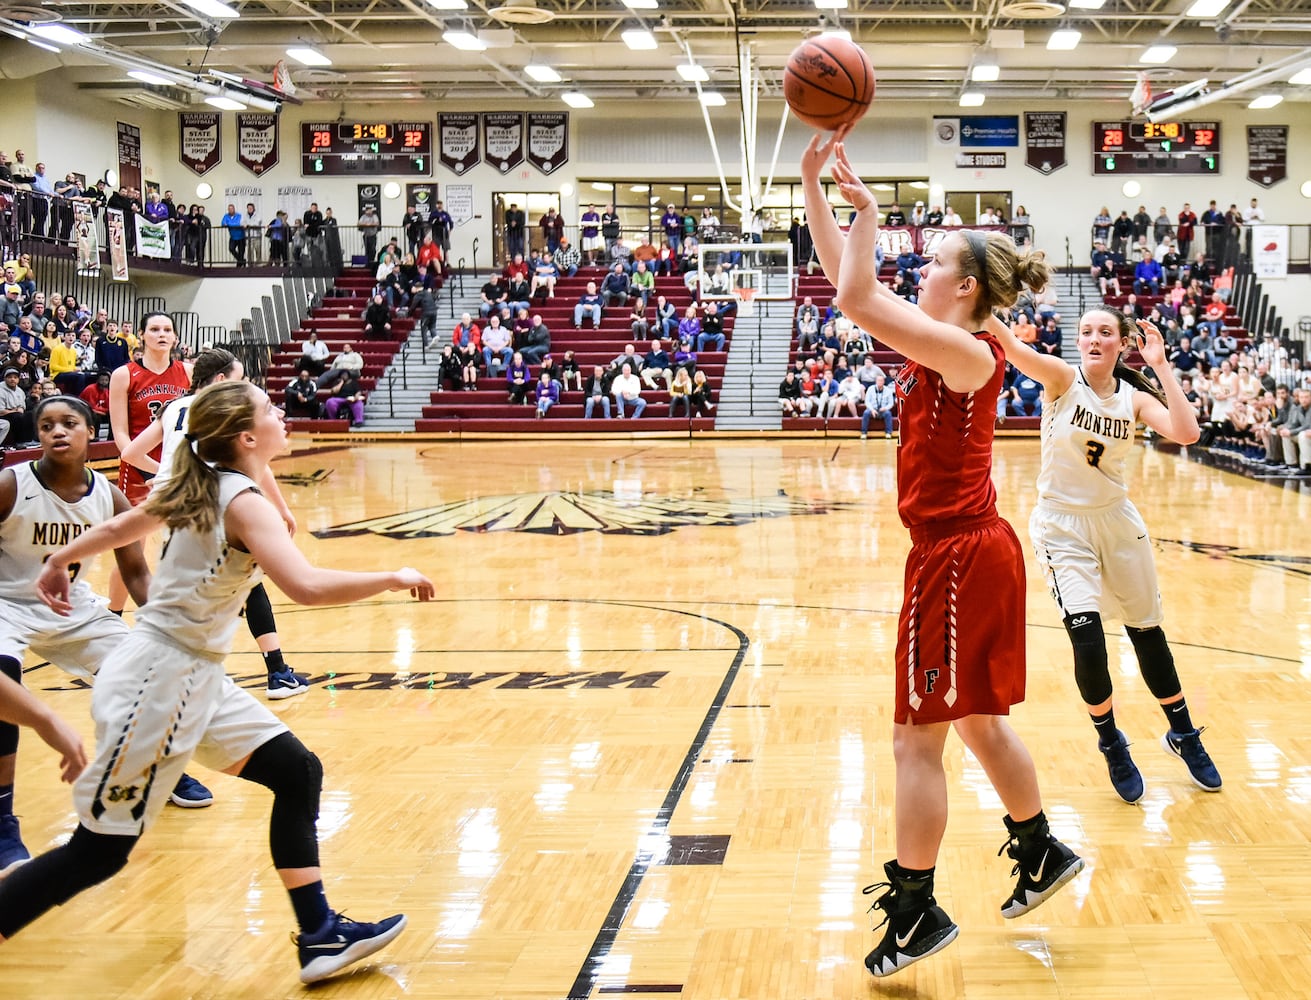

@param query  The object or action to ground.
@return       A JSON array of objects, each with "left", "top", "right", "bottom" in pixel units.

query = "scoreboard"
[
  {"left": 300, "top": 121, "right": 432, "bottom": 176},
  {"left": 1093, "top": 120, "right": 1220, "bottom": 174}
]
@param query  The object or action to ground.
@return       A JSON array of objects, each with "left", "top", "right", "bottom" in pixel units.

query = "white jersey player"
[
  {"left": 992, "top": 308, "right": 1221, "bottom": 803},
  {"left": 4, "top": 380, "right": 434, "bottom": 984},
  {"left": 0, "top": 395, "right": 151, "bottom": 876}
]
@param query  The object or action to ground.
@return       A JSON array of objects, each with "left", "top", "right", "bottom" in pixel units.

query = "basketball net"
[{"left": 735, "top": 287, "right": 757, "bottom": 317}]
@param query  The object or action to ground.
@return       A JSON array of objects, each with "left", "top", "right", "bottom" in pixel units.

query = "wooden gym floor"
[{"left": 3, "top": 438, "right": 1310, "bottom": 1000}]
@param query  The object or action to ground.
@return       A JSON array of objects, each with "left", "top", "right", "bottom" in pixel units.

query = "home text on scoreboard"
[{"left": 300, "top": 121, "right": 432, "bottom": 176}]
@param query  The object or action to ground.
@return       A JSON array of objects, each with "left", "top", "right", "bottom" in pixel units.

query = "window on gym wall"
[
  {"left": 775, "top": 179, "right": 930, "bottom": 228},
  {"left": 492, "top": 191, "right": 559, "bottom": 265},
  {"left": 943, "top": 190, "right": 1013, "bottom": 225}
]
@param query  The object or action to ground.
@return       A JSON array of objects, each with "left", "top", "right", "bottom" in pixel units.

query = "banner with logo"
[
  {"left": 106, "top": 208, "right": 129, "bottom": 280},
  {"left": 405, "top": 184, "right": 437, "bottom": 215},
  {"left": 936, "top": 115, "right": 1018, "bottom": 147},
  {"left": 439, "top": 113, "right": 480, "bottom": 175},
  {"left": 74, "top": 202, "right": 100, "bottom": 275},
  {"left": 482, "top": 112, "right": 524, "bottom": 174},
  {"left": 1251, "top": 224, "right": 1288, "bottom": 279},
  {"left": 445, "top": 184, "right": 474, "bottom": 230},
  {"left": 357, "top": 183, "right": 381, "bottom": 219},
  {"left": 116, "top": 121, "right": 142, "bottom": 193},
  {"left": 1247, "top": 125, "right": 1287, "bottom": 188},
  {"left": 237, "top": 112, "right": 280, "bottom": 175},
  {"left": 526, "top": 112, "right": 568, "bottom": 175},
  {"left": 179, "top": 111, "right": 221, "bottom": 175},
  {"left": 1024, "top": 111, "right": 1067, "bottom": 174},
  {"left": 135, "top": 213, "right": 171, "bottom": 258}
]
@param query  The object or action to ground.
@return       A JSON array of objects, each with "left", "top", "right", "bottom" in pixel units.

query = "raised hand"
[
  {"left": 830, "top": 144, "right": 877, "bottom": 215},
  {"left": 800, "top": 124, "right": 853, "bottom": 184},
  {"left": 1135, "top": 319, "right": 1167, "bottom": 369}
]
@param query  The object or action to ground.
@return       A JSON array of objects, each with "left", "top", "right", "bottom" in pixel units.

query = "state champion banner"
[
  {"left": 179, "top": 111, "right": 222, "bottom": 175},
  {"left": 526, "top": 112, "right": 568, "bottom": 175},
  {"left": 482, "top": 112, "right": 524, "bottom": 174},
  {"left": 439, "top": 113, "right": 480, "bottom": 175},
  {"left": 1024, "top": 111, "right": 1067, "bottom": 174},
  {"left": 237, "top": 112, "right": 280, "bottom": 175}
]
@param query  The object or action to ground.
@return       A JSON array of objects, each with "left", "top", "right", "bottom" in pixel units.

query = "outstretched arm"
[
  {"left": 799, "top": 127, "right": 853, "bottom": 289},
  {"left": 985, "top": 314, "right": 1074, "bottom": 401},
  {"left": 1134, "top": 321, "right": 1201, "bottom": 445},
  {"left": 37, "top": 505, "right": 163, "bottom": 615}
]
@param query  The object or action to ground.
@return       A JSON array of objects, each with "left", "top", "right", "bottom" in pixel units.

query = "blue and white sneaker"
[
  {"left": 1162, "top": 728, "right": 1222, "bottom": 791},
  {"left": 296, "top": 911, "right": 408, "bottom": 984},
  {"left": 1098, "top": 730, "right": 1145, "bottom": 804},
  {"left": 267, "top": 668, "right": 311, "bottom": 701},
  {"left": 0, "top": 814, "right": 31, "bottom": 877},
  {"left": 169, "top": 773, "right": 214, "bottom": 808}
]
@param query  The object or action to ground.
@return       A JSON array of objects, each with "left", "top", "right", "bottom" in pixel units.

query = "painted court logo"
[{"left": 313, "top": 490, "right": 851, "bottom": 539}]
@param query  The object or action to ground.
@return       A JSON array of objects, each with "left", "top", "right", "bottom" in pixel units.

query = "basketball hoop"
[{"left": 735, "top": 286, "right": 757, "bottom": 317}]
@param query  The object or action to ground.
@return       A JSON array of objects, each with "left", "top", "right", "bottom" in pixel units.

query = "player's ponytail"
[
  {"left": 1091, "top": 308, "right": 1170, "bottom": 406},
  {"left": 962, "top": 230, "right": 1050, "bottom": 321},
  {"left": 143, "top": 380, "right": 256, "bottom": 533}
]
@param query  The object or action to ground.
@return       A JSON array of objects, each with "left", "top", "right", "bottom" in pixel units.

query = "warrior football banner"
[
  {"left": 179, "top": 111, "right": 221, "bottom": 175},
  {"left": 482, "top": 112, "right": 524, "bottom": 174},
  {"left": 237, "top": 112, "right": 280, "bottom": 175},
  {"left": 1247, "top": 125, "right": 1287, "bottom": 189},
  {"left": 116, "top": 121, "right": 142, "bottom": 193},
  {"left": 439, "top": 113, "right": 480, "bottom": 175},
  {"left": 526, "top": 112, "right": 568, "bottom": 175},
  {"left": 106, "top": 208, "right": 129, "bottom": 281},
  {"left": 135, "top": 213, "right": 171, "bottom": 258},
  {"left": 1024, "top": 111, "right": 1067, "bottom": 175}
]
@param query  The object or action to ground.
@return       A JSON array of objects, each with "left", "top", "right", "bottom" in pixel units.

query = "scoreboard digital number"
[
  {"left": 300, "top": 121, "right": 432, "bottom": 176},
  {"left": 1093, "top": 121, "right": 1220, "bottom": 175}
]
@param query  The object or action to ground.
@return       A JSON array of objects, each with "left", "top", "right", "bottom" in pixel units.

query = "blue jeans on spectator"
[
  {"left": 1196, "top": 319, "right": 1223, "bottom": 339},
  {"left": 862, "top": 407, "right": 894, "bottom": 436},
  {"left": 1134, "top": 278, "right": 1160, "bottom": 295},
  {"left": 536, "top": 397, "right": 555, "bottom": 417},
  {"left": 560, "top": 264, "right": 578, "bottom": 278},
  {"left": 661, "top": 317, "right": 679, "bottom": 340},
  {"left": 697, "top": 332, "right": 725, "bottom": 352},
  {"left": 614, "top": 394, "right": 646, "bottom": 418},
  {"left": 575, "top": 303, "right": 602, "bottom": 327},
  {"left": 584, "top": 394, "right": 611, "bottom": 419},
  {"left": 483, "top": 346, "right": 512, "bottom": 372},
  {"left": 1010, "top": 396, "right": 1043, "bottom": 416}
]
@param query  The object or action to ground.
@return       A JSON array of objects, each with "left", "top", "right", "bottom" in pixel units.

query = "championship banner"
[
  {"left": 179, "top": 111, "right": 221, "bottom": 175},
  {"left": 1251, "top": 225, "right": 1288, "bottom": 280},
  {"left": 439, "top": 113, "right": 480, "bottom": 175},
  {"left": 1247, "top": 125, "right": 1287, "bottom": 188},
  {"left": 106, "top": 208, "right": 129, "bottom": 281},
  {"left": 1024, "top": 111, "right": 1067, "bottom": 174},
  {"left": 526, "top": 112, "right": 568, "bottom": 175},
  {"left": 405, "top": 184, "right": 436, "bottom": 214},
  {"left": 237, "top": 112, "right": 280, "bottom": 175},
  {"left": 74, "top": 202, "right": 100, "bottom": 275},
  {"left": 482, "top": 112, "right": 524, "bottom": 174},
  {"left": 134, "top": 213, "right": 171, "bottom": 259},
  {"left": 445, "top": 184, "right": 474, "bottom": 229},
  {"left": 116, "top": 121, "right": 142, "bottom": 193}
]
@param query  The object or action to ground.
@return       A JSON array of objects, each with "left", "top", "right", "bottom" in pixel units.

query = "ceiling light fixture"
[
  {"left": 1068, "top": 0, "right": 1106, "bottom": 8},
  {"left": 424, "top": 0, "right": 469, "bottom": 8},
  {"left": 204, "top": 94, "right": 246, "bottom": 110},
  {"left": 562, "top": 91, "right": 594, "bottom": 108},
  {"left": 28, "top": 39, "right": 60, "bottom": 52},
  {"left": 443, "top": 30, "right": 487, "bottom": 50},
  {"left": 1185, "top": 0, "right": 1229, "bottom": 16},
  {"left": 128, "top": 69, "right": 173, "bottom": 85},
  {"left": 959, "top": 91, "right": 985, "bottom": 107},
  {"left": 814, "top": 0, "right": 848, "bottom": 9},
  {"left": 971, "top": 61, "right": 1000, "bottom": 82},
  {"left": 677, "top": 62, "right": 709, "bottom": 82},
  {"left": 1047, "top": 29, "right": 1081, "bottom": 50},
  {"left": 1289, "top": 68, "right": 1311, "bottom": 86},
  {"left": 622, "top": 0, "right": 658, "bottom": 8},
  {"left": 286, "top": 46, "right": 331, "bottom": 66},
  {"left": 622, "top": 29, "right": 657, "bottom": 50},
  {"left": 29, "top": 23, "right": 88, "bottom": 45},
  {"left": 524, "top": 64, "right": 561, "bottom": 82},
  {"left": 700, "top": 91, "right": 726, "bottom": 106},
  {"left": 1140, "top": 44, "right": 1177, "bottom": 64},
  {"left": 177, "top": 0, "right": 240, "bottom": 19},
  {"left": 1247, "top": 94, "right": 1283, "bottom": 109}
]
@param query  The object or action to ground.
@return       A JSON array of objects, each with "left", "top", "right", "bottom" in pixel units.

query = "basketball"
[{"left": 783, "top": 37, "right": 876, "bottom": 131}]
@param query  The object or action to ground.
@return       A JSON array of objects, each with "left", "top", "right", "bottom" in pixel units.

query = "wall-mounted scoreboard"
[
  {"left": 1092, "top": 120, "right": 1220, "bottom": 174},
  {"left": 300, "top": 121, "right": 432, "bottom": 176}
]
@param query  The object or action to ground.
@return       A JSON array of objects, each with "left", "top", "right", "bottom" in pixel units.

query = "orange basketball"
[{"left": 783, "top": 37, "right": 876, "bottom": 132}]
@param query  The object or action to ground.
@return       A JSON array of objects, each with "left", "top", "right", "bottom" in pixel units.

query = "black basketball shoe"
[
  {"left": 863, "top": 860, "right": 959, "bottom": 978},
  {"left": 998, "top": 813, "right": 1085, "bottom": 919}
]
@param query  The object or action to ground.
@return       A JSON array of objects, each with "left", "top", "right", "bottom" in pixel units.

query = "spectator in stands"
[
  {"left": 602, "top": 204, "right": 622, "bottom": 261},
  {"left": 77, "top": 369, "right": 111, "bottom": 438},
  {"left": 362, "top": 294, "right": 392, "bottom": 341},
  {"left": 1006, "top": 371, "right": 1044, "bottom": 416},
  {"left": 890, "top": 271, "right": 917, "bottom": 305},
  {"left": 1258, "top": 385, "right": 1293, "bottom": 467},
  {"left": 220, "top": 203, "right": 246, "bottom": 267},
  {"left": 861, "top": 371, "right": 896, "bottom": 439},
  {"left": 856, "top": 356, "right": 886, "bottom": 389},
  {"left": 1092, "top": 206, "right": 1112, "bottom": 244},
  {"left": 650, "top": 295, "right": 677, "bottom": 342},
  {"left": 640, "top": 339, "right": 671, "bottom": 390},
  {"left": 0, "top": 367, "right": 26, "bottom": 447},
  {"left": 1196, "top": 293, "right": 1227, "bottom": 340},
  {"left": 482, "top": 316, "right": 513, "bottom": 374},
  {"left": 437, "top": 344, "right": 465, "bottom": 391},
  {"left": 628, "top": 298, "right": 650, "bottom": 340},
  {"left": 322, "top": 371, "right": 366, "bottom": 427},
  {"left": 829, "top": 369, "right": 863, "bottom": 419},
  {"left": 1120, "top": 293, "right": 1144, "bottom": 321},
  {"left": 690, "top": 370, "right": 714, "bottom": 417},
  {"left": 600, "top": 264, "right": 631, "bottom": 311},
  {"left": 1170, "top": 337, "right": 1202, "bottom": 380},
  {"left": 608, "top": 236, "right": 631, "bottom": 272},
  {"left": 1157, "top": 237, "right": 1183, "bottom": 286},
  {"left": 558, "top": 350, "right": 582, "bottom": 391},
  {"left": 1150, "top": 206, "right": 1173, "bottom": 245},
  {"left": 298, "top": 331, "right": 330, "bottom": 376},
  {"left": 812, "top": 367, "right": 838, "bottom": 416},
  {"left": 655, "top": 241, "right": 678, "bottom": 277},
  {"left": 285, "top": 368, "right": 321, "bottom": 418},
  {"left": 796, "top": 296, "right": 819, "bottom": 338},
  {"left": 533, "top": 371, "right": 559, "bottom": 419},
  {"left": 94, "top": 323, "right": 130, "bottom": 373},
  {"left": 49, "top": 330, "right": 80, "bottom": 394},
  {"left": 574, "top": 281, "right": 603, "bottom": 328},
  {"left": 520, "top": 314, "right": 551, "bottom": 366},
  {"left": 0, "top": 284, "right": 21, "bottom": 330},
  {"left": 698, "top": 302, "right": 725, "bottom": 353},
  {"left": 407, "top": 284, "right": 437, "bottom": 347},
  {"left": 1273, "top": 387, "right": 1311, "bottom": 474},
  {"left": 318, "top": 342, "right": 364, "bottom": 390},
  {"left": 578, "top": 205, "right": 603, "bottom": 264},
  {"left": 539, "top": 207, "right": 564, "bottom": 255},
  {"left": 1011, "top": 312, "right": 1039, "bottom": 350},
  {"left": 1133, "top": 250, "right": 1163, "bottom": 296},
  {"left": 504, "top": 203, "right": 526, "bottom": 259},
  {"left": 1037, "top": 316, "right": 1062, "bottom": 358},
  {"left": 505, "top": 351, "right": 532, "bottom": 404},
  {"left": 661, "top": 204, "right": 682, "bottom": 249},
  {"left": 477, "top": 273, "right": 505, "bottom": 318},
  {"left": 530, "top": 254, "right": 560, "bottom": 300},
  {"left": 631, "top": 238, "right": 659, "bottom": 277},
  {"left": 1110, "top": 210, "right": 1134, "bottom": 257},
  {"left": 416, "top": 233, "right": 442, "bottom": 275},
  {"left": 778, "top": 369, "right": 803, "bottom": 417},
  {"left": 895, "top": 247, "right": 926, "bottom": 285},
  {"left": 612, "top": 362, "right": 646, "bottom": 419},
  {"left": 630, "top": 260, "right": 655, "bottom": 307},
  {"left": 677, "top": 305, "right": 701, "bottom": 347},
  {"left": 267, "top": 210, "right": 289, "bottom": 265},
  {"left": 583, "top": 365, "right": 612, "bottom": 419},
  {"left": 1090, "top": 240, "right": 1121, "bottom": 296},
  {"left": 668, "top": 367, "right": 693, "bottom": 418},
  {"left": 554, "top": 237, "right": 581, "bottom": 278}
]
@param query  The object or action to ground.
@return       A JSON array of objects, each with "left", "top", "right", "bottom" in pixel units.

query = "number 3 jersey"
[
  {"left": 0, "top": 461, "right": 115, "bottom": 606},
  {"left": 1037, "top": 369, "right": 1137, "bottom": 510}
]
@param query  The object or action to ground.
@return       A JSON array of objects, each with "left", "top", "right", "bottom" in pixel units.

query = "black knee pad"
[
  {"left": 0, "top": 656, "right": 22, "bottom": 756},
  {"left": 1064, "top": 612, "right": 1112, "bottom": 706},
  {"left": 239, "top": 731, "right": 322, "bottom": 870},
  {"left": 244, "top": 582, "right": 278, "bottom": 641},
  {"left": 1125, "top": 625, "right": 1182, "bottom": 701}
]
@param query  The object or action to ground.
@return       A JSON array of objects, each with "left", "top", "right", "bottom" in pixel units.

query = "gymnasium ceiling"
[{"left": 5, "top": 0, "right": 1311, "bottom": 110}]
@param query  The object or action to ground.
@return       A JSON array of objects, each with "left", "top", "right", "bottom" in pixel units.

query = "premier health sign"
[{"left": 959, "top": 116, "right": 1019, "bottom": 148}]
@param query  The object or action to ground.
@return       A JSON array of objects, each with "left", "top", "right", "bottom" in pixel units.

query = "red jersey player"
[{"left": 803, "top": 130, "right": 1084, "bottom": 978}]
